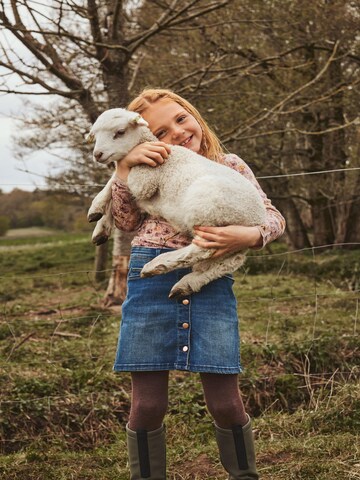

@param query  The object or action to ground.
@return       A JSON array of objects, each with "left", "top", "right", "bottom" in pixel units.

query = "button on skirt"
[{"left": 113, "top": 246, "right": 242, "bottom": 373}]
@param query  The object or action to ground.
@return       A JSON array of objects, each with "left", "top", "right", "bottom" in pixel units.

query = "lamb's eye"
[{"left": 114, "top": 129, "right": 125, "bottom": 139}]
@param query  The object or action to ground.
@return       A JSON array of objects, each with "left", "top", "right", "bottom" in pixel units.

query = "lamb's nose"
[{"left": 94, "top": 151, "right": 103, "bottom": 162}]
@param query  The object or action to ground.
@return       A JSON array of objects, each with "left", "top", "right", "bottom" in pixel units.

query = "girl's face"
[{"left": 141, "top": 100, "right": 203, "bottom": 154}]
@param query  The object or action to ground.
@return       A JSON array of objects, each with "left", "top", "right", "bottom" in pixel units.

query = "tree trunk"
[
  {"left": 335, "top": 197, "right": 353, "bottom": 246},
  {"left": 95, "top": 243, "right": 109, "bottom": 282},
  {"left": 278, "top": 196, "right": 311, "bottom": 249},
  {"left": 301, "top": 45, "right": 336, "bottom": 248},
  {"left": 311, "top": 198, "right": 335, "bottom": 247},
  {"left": 345, "top": 197, "right": 360, "bottom": 246},
  {"left": 308, "top": 117, "right": 336, "bottom": 247},
  {"left": 97, "top": 10, "right": 133, "bottom": 306},
  {"left": 103, "top": 228, "right": 136, "bottom": 306},
  {"left": 326, "top": 56, "right": 350, "bottom": 246},
  {"left": 344, "top": 170, "right": 360, "bottom": 246}
]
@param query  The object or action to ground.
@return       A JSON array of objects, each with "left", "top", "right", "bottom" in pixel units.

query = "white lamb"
[{"left": 87, "top": 108, "right": 266, "bottom": 299}]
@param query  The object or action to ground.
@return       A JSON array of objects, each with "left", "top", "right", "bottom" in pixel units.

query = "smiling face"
[{"left": 141, "top": 99, "right": 203, "bottom": 154}]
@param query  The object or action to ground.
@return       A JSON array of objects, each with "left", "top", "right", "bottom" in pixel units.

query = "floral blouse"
[{"left": 111, "top": 153, "right": 286, "bottom": 249}]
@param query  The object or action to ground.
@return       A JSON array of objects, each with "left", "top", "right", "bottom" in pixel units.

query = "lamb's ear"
[
  {"left": 86, "top": 132, "right": 95, "bottom": 144},
  {"left": 130, "top": 114, "right": 148, "bottom": 127}
]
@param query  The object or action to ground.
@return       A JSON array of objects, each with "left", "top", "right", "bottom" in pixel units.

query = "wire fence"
[
  {"left": 1, "top": 243, "right": 359, "bottom": 364},
  {"left": 1, "top": 168, "right": 359, "bottom": 452},
  {"left": 2, "top": 165, "right": 360, "bottom": 190}
]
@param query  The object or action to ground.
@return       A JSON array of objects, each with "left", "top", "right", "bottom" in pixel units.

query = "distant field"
[
  {"left": 4, "top": 227, "right": 62, "bottom": 238},
  {"left": 0, "top": 230, "right": 359, "bottom": 479},
  {"left": 0, "top": 228, "right": 91, "bottom": 249}
]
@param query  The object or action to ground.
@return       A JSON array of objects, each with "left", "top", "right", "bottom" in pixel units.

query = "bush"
[{"left": 0, "top": 215, "right": 10, "bottom": 236}]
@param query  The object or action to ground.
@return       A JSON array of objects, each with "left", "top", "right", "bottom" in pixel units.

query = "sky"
[
  {"left": 0, "top": 6, "right": 63, "bottom": 194},
  {"left": 0, "top": 92, "right": 58, "bottom": 193}
]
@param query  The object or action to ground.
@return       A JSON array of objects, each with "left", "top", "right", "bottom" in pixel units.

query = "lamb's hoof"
[
  {"left": 140, "top": 264, "right": 167, "bottom": 278},
  {"left": 168, "top": 285, "right": 193, "bottom": 301},
  {"left": 140, "top": 270, "right": 155, "bottom": 278},
  {"left": 88, "top": 211, "right": 103, "bottom": 223},
  {"left": 92, "top": 234, "right": 109, "bottom": 246}
]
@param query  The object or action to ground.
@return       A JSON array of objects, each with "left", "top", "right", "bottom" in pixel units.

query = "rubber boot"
[
  {"left": 126, "top": 423, "right": 166, "bottom": 479},
  {"left": 215, "top": 415, "right": 259, "bottom": 479}
]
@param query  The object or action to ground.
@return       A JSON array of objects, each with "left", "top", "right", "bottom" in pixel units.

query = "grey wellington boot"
[
  {"left": 126, "top": 424, "right": 166, "bottom": 479},
  {"left": 215, "top": 415, "right": 259, "bottom": 479}
]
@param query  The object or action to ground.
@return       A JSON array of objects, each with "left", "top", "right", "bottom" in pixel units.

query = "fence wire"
[
  {"left": 1, "top": 170, "right": 360, "bottom": 450},
  {"left": 1, "top": 165, "right": 360, "bottom": 190}
]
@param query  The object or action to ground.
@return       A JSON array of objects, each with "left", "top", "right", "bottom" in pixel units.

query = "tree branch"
[
  {"left": 1, "top": 6, "right": 81, "bottom": 89},
  {"left": 223, "top": 117, "right": 359, "bottom": 143},
  {"left": 0, "top": 60, "right": 79, "bottom": 97},
  {"left": 111, "top": 0, "right": 122, "bottom": 41},
  {"left": 279, "top": 79, "right": 360, "bottom": 115},
  {"left": 0, "top": 1, "right": 100, "bottom": 121},
  {"left": 128, "top": 51, "right": 145, "bottom": 91},
  {"left": 222, "top": 41, "right": 342, "bottom": 141},
  {"left": 166, "top": 45, "right": 315, "bottom": 92},
  {"left": 86, "top": 0, "right": 107, "bottom": 62},
  {"left": 0, "top": 23, "right": 129, "bottom": 52},
  {"left": 125, "top": 0, "right": 229, "bottom": 53}
]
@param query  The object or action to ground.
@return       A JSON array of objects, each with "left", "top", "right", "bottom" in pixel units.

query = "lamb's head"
[{"left": 88, "top": 108, "right": 149, "bottom": 165}]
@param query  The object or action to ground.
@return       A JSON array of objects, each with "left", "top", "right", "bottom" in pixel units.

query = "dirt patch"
[
  {"left": 260, "top": 451, "right": 293, "bottom": 465},
  {"left": 174, "top": 453, "right": 222, "bottom": 479}
]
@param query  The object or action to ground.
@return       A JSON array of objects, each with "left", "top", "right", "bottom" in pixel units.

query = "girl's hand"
[
  {"left": 192, "top": 225, "right": 263, "bottom": 258},
  {"left": 122, "top": 142, "right": 170, "bottom": 168},
  {"left": 116, "top": 142, "right": 171, "bottom": 181}
]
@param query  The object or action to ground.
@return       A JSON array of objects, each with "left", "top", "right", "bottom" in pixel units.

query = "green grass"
[{"left": 0, "top": 230, "right": 359, "bottom": 479}]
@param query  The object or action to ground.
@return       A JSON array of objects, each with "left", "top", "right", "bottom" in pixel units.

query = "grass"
[{"left": 0, "top": 229, "right": 359, "bottom": 479}]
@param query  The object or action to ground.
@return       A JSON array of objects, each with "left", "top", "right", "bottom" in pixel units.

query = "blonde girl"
[{"left": 112, "top": 88, "right": 286, "bottom": 479}]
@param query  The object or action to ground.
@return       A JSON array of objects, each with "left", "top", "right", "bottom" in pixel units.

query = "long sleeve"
[
  {"left": 111, "top": 178, "right": 146, "bottom": 232},
  {"left": 222, "top": 154, "right": 286, "bottom": 248}
]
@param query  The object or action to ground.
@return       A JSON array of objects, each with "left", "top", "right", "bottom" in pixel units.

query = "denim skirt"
[{"left": 113, "top": 246, "right": 241, "bottom": 374}]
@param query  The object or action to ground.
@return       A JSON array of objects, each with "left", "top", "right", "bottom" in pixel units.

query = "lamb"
[{"left": 87, "top": 108, "right": 266, "bottom": 299}]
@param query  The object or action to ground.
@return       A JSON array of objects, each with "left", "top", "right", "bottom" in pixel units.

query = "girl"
[{"left": 112, "top": 88, "right": 286, "bottom": 479}]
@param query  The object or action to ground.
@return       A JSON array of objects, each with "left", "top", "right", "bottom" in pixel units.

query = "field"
[{"left": 0, "top": 228, "right": 359, "bottom": 479}]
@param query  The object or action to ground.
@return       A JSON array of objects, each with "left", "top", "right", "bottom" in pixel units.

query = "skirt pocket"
[
  {"left": 128, "top": 267, "right": 143, "bottom": 280},
  {"left": 128, "top": 253, "right": 154, "bottom": 280}
]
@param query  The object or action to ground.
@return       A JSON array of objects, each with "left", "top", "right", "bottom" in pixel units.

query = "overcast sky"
[
  {"left": 0, "top": 92, "right": 59, "bottom": 193},
  {"left": 0, "top": 10, "right": 62, "bottom": 194}
]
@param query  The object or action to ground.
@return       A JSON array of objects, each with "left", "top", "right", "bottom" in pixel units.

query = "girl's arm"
[
  {"left": 111, "top": 179, "right": 146, "bottom": 232},
  {"left": 111, "top": 141, "right": 171, "bottom": 232},
  {"left": 193, "top": 154, "right": 286, "bottom": 256},
  {"left": 227, "top": 154, "right": 286, "bottom": 248}
]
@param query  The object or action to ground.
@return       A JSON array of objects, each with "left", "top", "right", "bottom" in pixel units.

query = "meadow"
[{"left": 0, "top": 228, "right": 359, "bottom": 479}]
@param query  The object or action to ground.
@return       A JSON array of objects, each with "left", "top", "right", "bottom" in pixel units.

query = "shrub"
[{"left": 0, "top": 215, "right": 10, "bottom": 236}]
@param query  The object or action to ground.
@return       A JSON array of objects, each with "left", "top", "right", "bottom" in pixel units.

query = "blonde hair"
[{"left": 127, "top": 88, "right": 224, "bottom": 162}]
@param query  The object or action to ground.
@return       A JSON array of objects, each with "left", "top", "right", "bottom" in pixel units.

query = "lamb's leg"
[
  {"left": 168, "top": 251, "right": 246, "bottom": 299},
  {"left": 91, "top": 200, "right": 113, "bottom": 245},
  {"left": 140, "top": 244, "right": 214, "bottom": 278},
  {"left": 88, "top": 174, "right": 115, "bottom": 222}
]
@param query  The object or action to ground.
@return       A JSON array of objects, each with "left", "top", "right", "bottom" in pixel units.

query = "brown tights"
[{"left": 128, "top": 371, "right": 248, "bottom": 431}]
